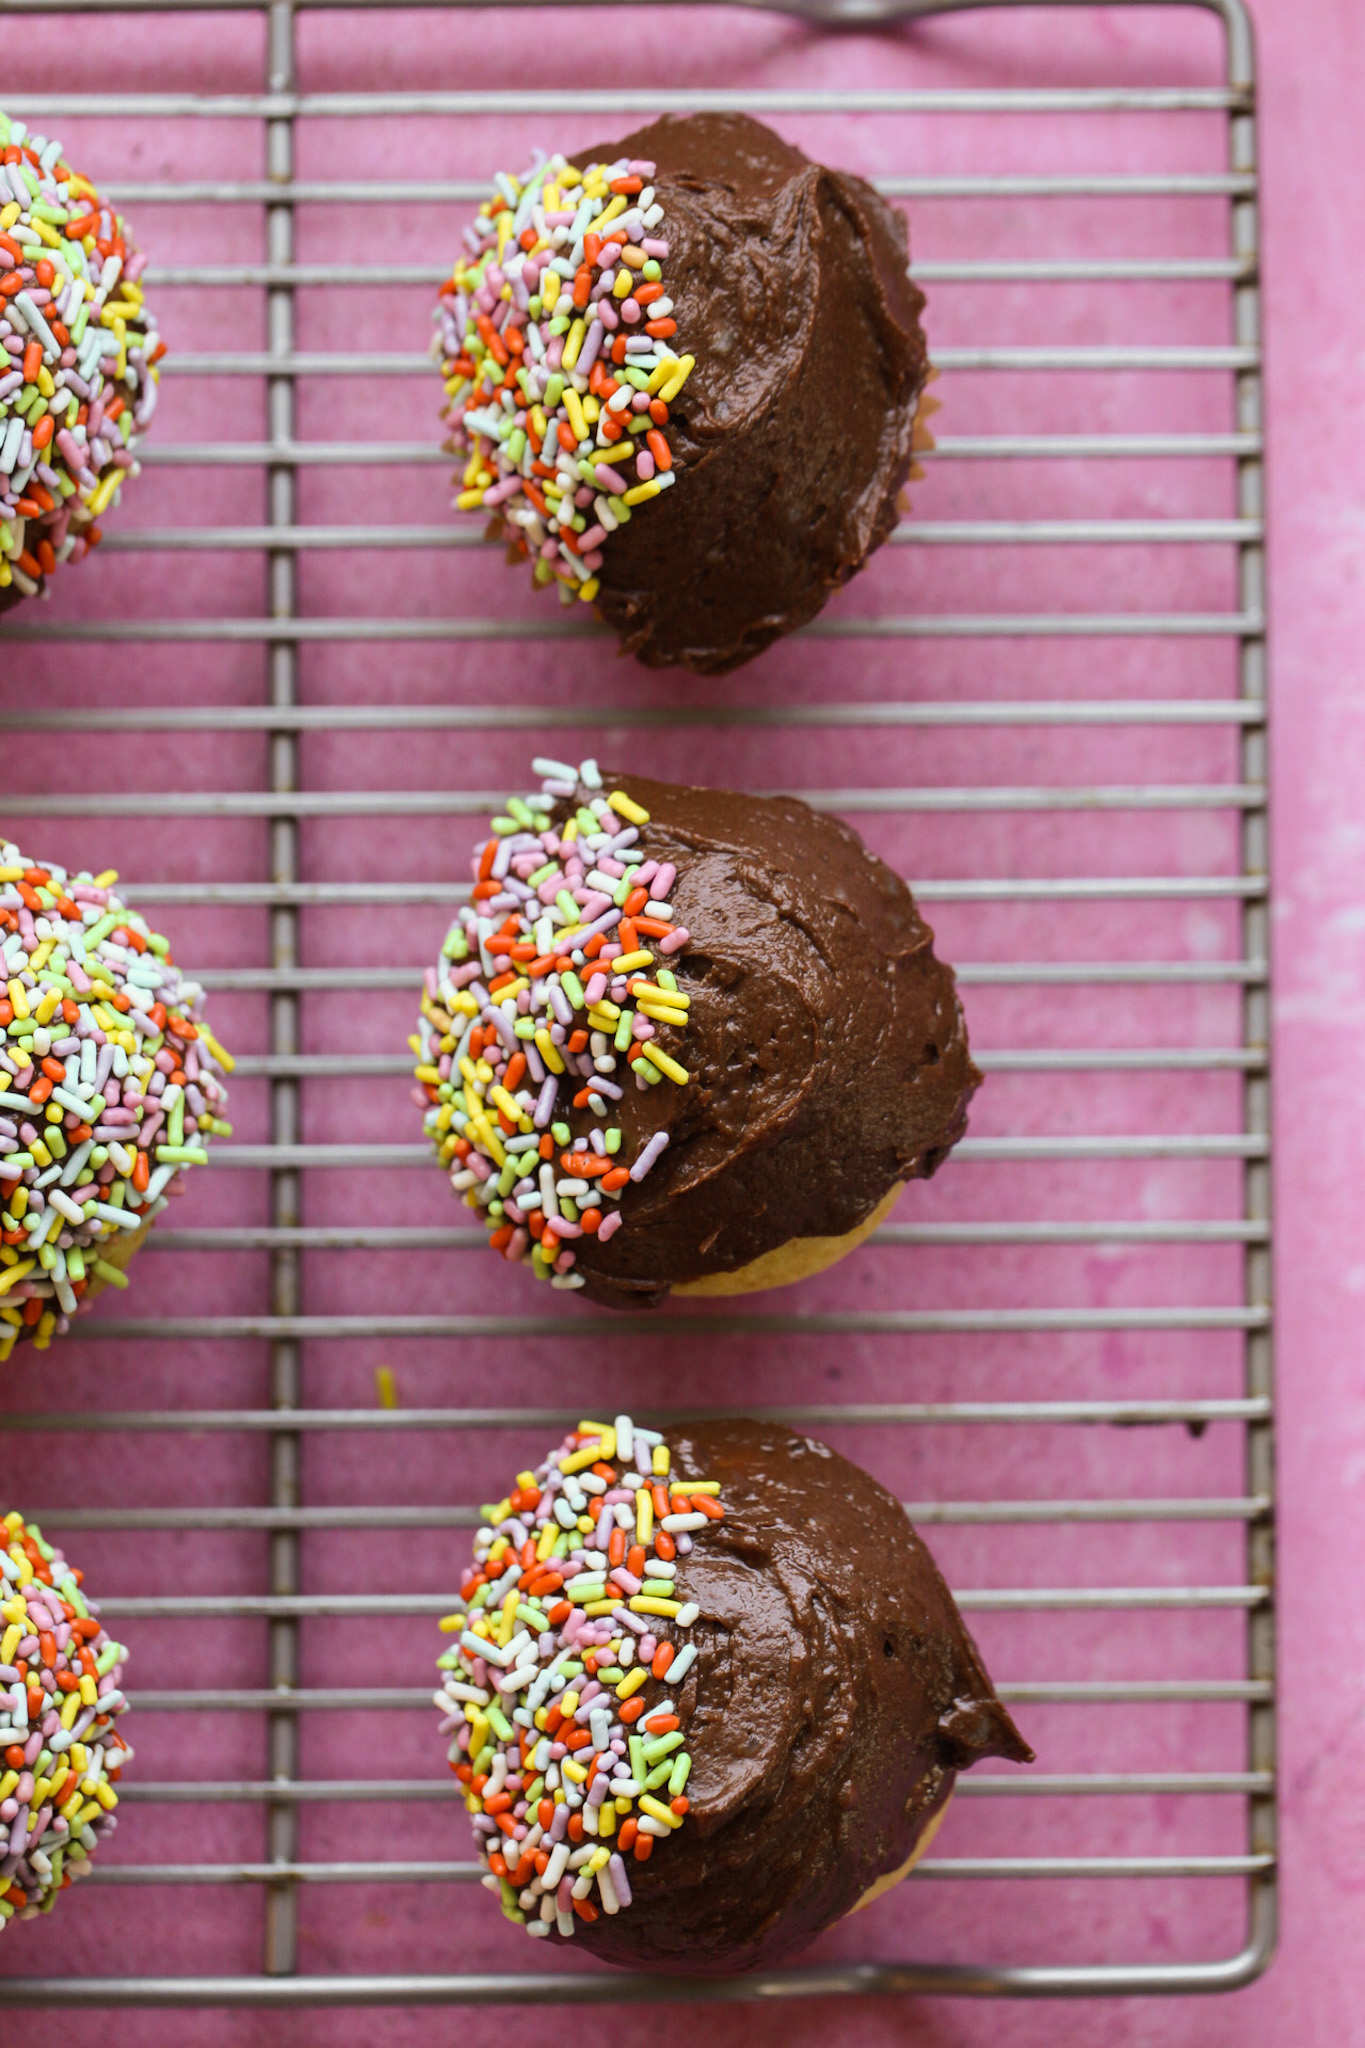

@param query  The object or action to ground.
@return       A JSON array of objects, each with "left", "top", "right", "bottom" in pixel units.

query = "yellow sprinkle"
[
  {"left": 497, "top": 1590, "right": 519, "bottom": 1647},
  {"left": 437, "top": 1613, "right": 464, "bottom": 1634},
  {"left": 615, "top": 1666, "right": 648, "bottom": 1701},
  {"left": 623, "top": 482, "right": 662, "bottom": 507},
  {"left": 562, "top": 318, "right": 587, "bottom": 371},
  {"left": 595, "top": 194, "right": 627, "bottom": 233},
  {"left": 659, "top": 355, "right": 696, "bottom": 404},
  {"left": 577, "top": 577, "right": 600, "bottom": 603},
  {"left": 652, "top": 1443, "right": 671, "bottom": 1477},
  {"left": 612, "top": 951, "right": 654, "bottom": 973},
  {"left": 456, "top": 488, "right": 486, "bottom": 511},
  {"left": 592, "top": 441, "right": 635, "bottom": 467},
  {"left": 637, "top": 1005, "right": 688, "bottom": 1029},
  {"left": 89, "top": 469, "right": 121, "bottom": 518},
  {"left": 647, "top": 1048, "right": 691, "bottom": 1087},
  {"left": 558, "top": 1444, "right": 605, "bottom": 1476},
  {"left": 584, "top": 1599, "right": 619, "bottom": 1617},
  {"left": 6, "top": 980, "right": 29, "bottom": 1021},
  {"left": 562, "top": 1759, "right": 588, "bottom": 1784},
  {"left": 629, "top": 1596, "right": 682, "bottom": 1619},
  {"left": 608, "top": 790, "right": 650, "bottom": 826},
  {"left": 639, "top": 1794, "right": 684, "bottom": 1829},
  {"left": 631, "top": 984, "right": 690, "bottom": 1008},
  {"left": 534, "top": 1028, "right": 565, "bottom": 1076},
  {"left": 636, "top": 1489, "right": 653, "bottom": 1545},
  {"left": 670, "top": 1480, "right": 720, "bottom": 1495},
  {"left": 202, "top": 1029, "right": 236, "bottom": 1075},
  {"left": 562, "top": 387, "right": 588, "bottom": 443}
]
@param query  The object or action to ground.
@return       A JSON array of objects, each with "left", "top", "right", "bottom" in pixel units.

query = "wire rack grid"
[{"left": 0, "top": 0, "right": 1272, "bottom": 2011}]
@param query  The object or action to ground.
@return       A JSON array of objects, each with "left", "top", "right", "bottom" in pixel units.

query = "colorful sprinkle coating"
[
  {"left": 413, "top": 760, "right": 692, "bottom": 1289},
  {"left": 435, "top": 1415, "right": 721, "bottom": 1935},
  {"left": 432, "top": 153, "right": 693, "bottom": 608},
  {"left": 0, "top": 112, "right": 162, "bottom": 605},
  {"left": 0, "top": 1513, "right": 132, "bottom": 1928},
  {"left": 0, "top": 847, "right": 234, "bottom": 1360}
]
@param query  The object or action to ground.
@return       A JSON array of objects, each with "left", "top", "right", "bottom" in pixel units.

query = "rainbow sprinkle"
[
  {"left": 412, "top": 760, "right": 691, "bottom": 1290},
  {"left": 432, "top": 152, "right": 694, "bottom": 608},
  {"left": 0, "top": 1513, "right": 131, "bottom": 1929},
  {"left": 435, "top": 1415, "right": 722, "bottom": 1935},
  {"left": 0, "top": 113, "right": 162, "bottom": 606},
  {"left": 0, "top": 849, "right": 234, "bottom": 1359}
]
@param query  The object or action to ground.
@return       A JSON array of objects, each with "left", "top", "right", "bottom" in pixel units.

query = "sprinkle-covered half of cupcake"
[
  {"left": 0, "top": 112, "right": 163, "bottom": 612},
  {"left": 0, "top": 850, "right": 233, "bottom": 1358}
]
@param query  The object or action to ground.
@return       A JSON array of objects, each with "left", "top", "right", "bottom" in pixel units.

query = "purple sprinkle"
[{"left": 629, "top": 1131, "right": 670, "bottom": 1183}]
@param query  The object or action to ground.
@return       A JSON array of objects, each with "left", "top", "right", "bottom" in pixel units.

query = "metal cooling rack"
[{"left": 0, "top": 0, "right": 1273, "bottom": 2008}]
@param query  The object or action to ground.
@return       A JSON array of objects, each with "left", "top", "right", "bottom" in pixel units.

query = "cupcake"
[
  {"left": 0, "top": 1512, "right": 132, "bottom": 1929},
  {"left": 0, "top": 849, "right": 233, "bottom": 1359},
  {"left": 413, "top": 760, "right": 975, "bottom": 1308},
  {"left": 435, "top": 1415, "right": 1030, "bottom": 1972},
  {"left": 0, "top": 112, "right": 162, "bottom": 612},
  {"left": 433, "top": 112, "right": 929, "bottom": 674}
]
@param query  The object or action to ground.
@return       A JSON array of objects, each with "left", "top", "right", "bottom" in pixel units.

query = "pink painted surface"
[{"left": 1, "top": 0, "right": 1362, "bottom": 2039}]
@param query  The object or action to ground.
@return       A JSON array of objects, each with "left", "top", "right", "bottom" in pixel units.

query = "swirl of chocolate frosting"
[
  {"left": 572, "top": 1418, "right": 1032, "bottom": 1973},
  {"left": 566, "top": 112, "right": 929, "bottom": 675},
  {"left": 562, "top": 771, "right": 978, "bottom": 1309}
]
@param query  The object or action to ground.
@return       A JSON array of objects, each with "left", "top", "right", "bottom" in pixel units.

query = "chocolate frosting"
[
  {"left": 571, "top": 1418, "right": 1031, "bottom": 1973},
  {"left": 574, "top": 114, "right": 929, "bottom": 674},
  {"left": 556, "top": 771, "right": 978, "bottom": 1309}
]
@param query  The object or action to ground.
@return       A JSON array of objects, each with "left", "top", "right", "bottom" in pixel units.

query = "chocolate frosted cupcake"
[
  {"left": 435, "top": 1415, "right": 1030, "bottom": 1972},
  {"left": 413, "top": 759, "right": 976, "bottom": 1308},
  {"left": 432, "top": 113, "right": 929, "bottom": 673},
  {"left": 0, "top": 113, "right": 162, "bottom": 612}
]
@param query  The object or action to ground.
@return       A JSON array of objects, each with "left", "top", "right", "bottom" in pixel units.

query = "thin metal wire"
[
  {"left": 4, "top": 1397, "right": 1274, "bottom": 1430},
  {"left": 0, "top": 0, "right": 1274, "bottom": 2005},
  {"left": 112, "top": 1770, "right": 1273, "bottom": 1803}
]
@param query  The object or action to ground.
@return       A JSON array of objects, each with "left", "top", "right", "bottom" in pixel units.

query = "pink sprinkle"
[
  {"left": 594, "top": 464, "right": 627, "bottom": 495},
  {"left": 636, "top": 450, "right": 655, "bottom": 481},
  {"left": 658, "top": 926, "right": 690, "bottom": 955},
  {"left": 597, "top": 1211, "right": 623, "bottom": 1243}
]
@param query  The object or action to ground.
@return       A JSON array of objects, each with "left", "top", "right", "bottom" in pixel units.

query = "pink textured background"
[{"left": 1, "top": 0, "right": 1362, "bottom": 2039}]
